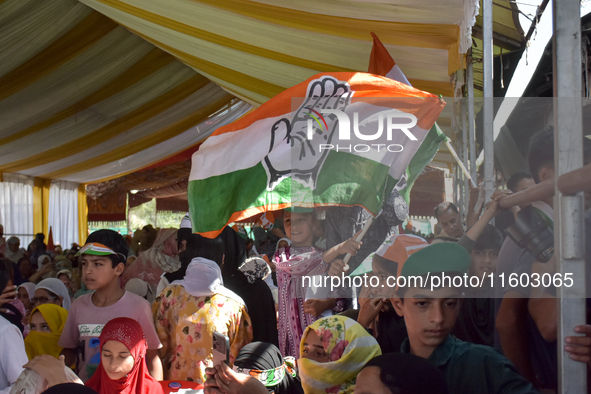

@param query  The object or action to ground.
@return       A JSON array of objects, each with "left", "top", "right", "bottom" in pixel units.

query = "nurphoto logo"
[{"left": 305, "top": 107, "right": 418, "bottom": 153}]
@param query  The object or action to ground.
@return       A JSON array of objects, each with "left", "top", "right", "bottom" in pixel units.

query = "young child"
[
  {"left": 58, "top": 230, "right": 163, "bottom": 382},
  {"left": 85, "top": 317, "right": 164, "bottom": 394},
  {"left": 452, "top": 224, "right": 503, "bottom": 347},
  {"left": 23, "top": 318, "right": 164, "bottom": 394},
  {"left": 390, "top": 243, "right": 539, "bottom": 394},
  {"left": 274, "top": 208, "right": 360, "bottom": 358}
]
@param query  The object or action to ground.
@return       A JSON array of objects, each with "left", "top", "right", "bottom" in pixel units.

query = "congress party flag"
[
  {"left": 369, "top": 32, "right": 448, "bottom": 204},
  {"left": 188, "top": 72, "right": 445, "bottom": 238}
]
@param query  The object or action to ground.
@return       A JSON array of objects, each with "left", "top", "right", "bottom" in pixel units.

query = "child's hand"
[
  {"left": 358, "top": 298, "right": 386, "bottom": 328},
  {"left": 336, "top": 231, "right": 362, "bottom": 256},
  {"left": 483, "top": 189, "right": 512, "bottom": 218},
  {"left": 328, "top": 259, "right": 346, "bottom": 277},
  {"left": 303, "top": 299, "right": 336, "bottom": 317}
]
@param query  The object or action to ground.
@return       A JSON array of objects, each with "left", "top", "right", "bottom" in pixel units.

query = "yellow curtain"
[
  {"left": 78, "top": 184, "right": 88, "bottom": 245},
  {"left": 33, "top": 178, "right": 51, "bottom": 236}
]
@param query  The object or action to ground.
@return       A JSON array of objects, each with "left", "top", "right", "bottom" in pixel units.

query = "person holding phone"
[
  {"left": 152, "top": 234, "right": 252, "bottom": 384},
  {"left": 205, "top": 341, "right": 304, "bottom": 394}
]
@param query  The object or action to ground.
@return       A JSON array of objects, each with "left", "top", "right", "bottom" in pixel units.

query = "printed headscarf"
[
  {"left": 85, "top": 318, "right": 163, "bottom": 394},
  {"left": 299, "top": 316, "right": 381, "bottom": 394},
  {"left": 25, "top": 304, "right": 68, "bottom": 359},
  {"left": 239, "top": 257, "right": 272, "bottom": 284}
]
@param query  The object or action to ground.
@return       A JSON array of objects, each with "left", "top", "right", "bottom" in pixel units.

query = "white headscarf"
[
  {"left": 125, "top": 278, "right": 154, "bottom": 304},
  {"left": 275, "top": 237, "right": 292, "bottom": 252},
  {"left": 37, "top": 254, "right": 51, "bottom": 266},
  {"left": 35, "top": 278, "right": 71, "bottom": 311},
  {"left": 5, "top": 236, "right": 25, "bottom": 263},
  {"left": 17, "top": 282, "right": 36, "bottom": 301},
  {"left": 171, "top": 257, "right": 245, "bottom": 305}
]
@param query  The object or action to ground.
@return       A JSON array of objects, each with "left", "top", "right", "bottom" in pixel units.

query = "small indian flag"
[{"left": 189, "top": 72, "right": 445, "bottom": 238}]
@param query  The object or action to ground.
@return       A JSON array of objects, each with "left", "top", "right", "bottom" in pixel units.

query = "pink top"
[{"left": 58, "top": 291, "right": 162, "bottom": 382}]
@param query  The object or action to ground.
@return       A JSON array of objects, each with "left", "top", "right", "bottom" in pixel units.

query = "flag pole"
[
  {"left": 445, "top": 138, "right": 477, "bottom": 188},
  {"left": 342, "top": 216, "right": 374, "bottom": 271}
]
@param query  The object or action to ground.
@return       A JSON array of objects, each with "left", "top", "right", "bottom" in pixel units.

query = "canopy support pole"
[
  {"left": 553, "top": 0, "right": 587, "bottom": 392},
  {"left": 467, "top": 51, "right": 477, "bottom": 181},
  {"left": 482, "top": 0, "right": 494, "bottom": 200},
  {"left": 462, "top": 95, "right": 469, "bottom": 212}
]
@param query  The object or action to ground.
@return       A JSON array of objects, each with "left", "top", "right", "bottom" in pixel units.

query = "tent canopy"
[
  {"left": 0, "top": 0, "right": 536, "bottom": 240},
  {"left": 0, "top": 0, "right": 487, "bottom": 186}
]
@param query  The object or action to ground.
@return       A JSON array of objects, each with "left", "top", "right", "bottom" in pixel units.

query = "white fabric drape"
[
  {"left": 0, "top": 173, "right": 35, "bottom": 247},
  {"left": 47, "top": 180, "right": 79, "bottom": 248}
]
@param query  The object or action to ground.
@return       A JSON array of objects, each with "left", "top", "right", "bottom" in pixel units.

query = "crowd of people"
[{"left": 0, "top": 127, "right": 590, "bottom": 394}]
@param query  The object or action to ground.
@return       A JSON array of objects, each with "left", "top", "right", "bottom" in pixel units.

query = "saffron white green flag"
[
  {"left": 369, "top": 32, "right": 448, "bottom": 204},
  {"left": 189, "top": 72, "right": 445, "bottom": 237}
]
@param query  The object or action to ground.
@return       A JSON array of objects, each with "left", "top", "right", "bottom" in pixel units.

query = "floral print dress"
[{"left": 152, "top": 284, "right": 253, "bottom": 383}]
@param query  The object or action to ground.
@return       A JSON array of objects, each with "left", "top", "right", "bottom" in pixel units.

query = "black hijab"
[
  {"left": 219, "top": 227, "right": 278, "bottom": 346},
  {"left": 234, "top": 342, "right": 303, "bottom": 394},
  {"left": 43, "top": 383, "right": 99, "bottom": 394},
  {"left": 362, "top": 353, "right": 449, "bottom": 394}
]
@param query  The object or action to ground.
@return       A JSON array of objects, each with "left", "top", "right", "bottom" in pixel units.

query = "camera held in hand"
[{"left": 496, "top": 205, "right": 554, "bottom": 263}]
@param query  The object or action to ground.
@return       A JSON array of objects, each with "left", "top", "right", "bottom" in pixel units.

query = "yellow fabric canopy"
[{"left": 0, "top": 0, "right": 527, "bottom": 247}]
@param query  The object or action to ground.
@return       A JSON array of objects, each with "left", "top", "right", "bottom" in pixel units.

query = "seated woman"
[
  {"left": 204, "top": 341, "right": 303, "bottom": 394},
  {"left": 85, "top": 317, "right": 164, "bottom": 394},
  {"left": 298, "top": 315, "right": 381, "bottom": 394},
  {"left": 25, "top": 304, "right": 68, "bottom": 360},
  {"left": 34, "top": 278, "right": 71, "bottom": 311}
]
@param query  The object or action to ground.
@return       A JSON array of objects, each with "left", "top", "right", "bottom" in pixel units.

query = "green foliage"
[{"left": 128, "top": 198, "right": 185, "bottom": 232}]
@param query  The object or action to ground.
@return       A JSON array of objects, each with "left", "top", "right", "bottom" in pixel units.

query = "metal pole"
[
  {"left": 467, "top": 53, "right": 477, "bottom": 181},
  {"left": 462, "top": 96, "right": 469, "bottom": 212},
  {"left": 458, "top": 140, "right": 464, "bottom": 218},
  {"left": 483, "top": 0, "right": 494, "bottom": 201},
  {"left": 453, "top": 165, "right": 458, "bottom": 207},
  {"left": 553, "top": 0, "right": 586, "bottom": 391}
]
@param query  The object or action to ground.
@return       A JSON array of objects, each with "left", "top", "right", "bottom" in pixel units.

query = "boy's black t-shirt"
[
  {"left": 376, "top": 308, "right": 408, "bottom": 354},
  {"left": 453, "top": 295, "right": 495, "bottom": 347}
]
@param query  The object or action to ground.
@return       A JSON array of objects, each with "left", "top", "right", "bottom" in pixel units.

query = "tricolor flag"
[
  {"left": 369, "top": 33, "right": 448, "bottom": 203},
  {"left": 369, "top": 32, "right": 412, "bottom": 87},
  {"left": 189, "top": 72, "right": 445, "bottom": 238}
]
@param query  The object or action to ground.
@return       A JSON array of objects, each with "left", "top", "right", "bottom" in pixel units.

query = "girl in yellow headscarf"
[
  {"left": 24, "top": 303, "right": 68, "bottom": 359},
  {"left": 299, "top": 315, "right": 381, "bottom": 394}
]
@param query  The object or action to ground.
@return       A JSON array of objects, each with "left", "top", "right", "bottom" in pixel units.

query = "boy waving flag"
[{"left": 188, "top": 72, "right": 445, "bottom": 238}]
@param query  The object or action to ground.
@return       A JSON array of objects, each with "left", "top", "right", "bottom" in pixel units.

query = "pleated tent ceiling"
[
  {"left": 0, "top": 0, "right": 529, "bottom": 244},
  {"left": 77, "top": 0, "right": 479, "bottom": 105},
  {"left": 0, "top": 0, "right": 250, "bottom": 184}
]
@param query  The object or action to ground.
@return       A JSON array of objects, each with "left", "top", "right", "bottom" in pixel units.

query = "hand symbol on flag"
[{"left": 262, "top": 76, "right": 352, "bottom": 191}]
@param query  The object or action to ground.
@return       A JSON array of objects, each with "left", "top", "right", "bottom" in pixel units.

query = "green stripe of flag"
[
  {"left": 399, "top": 122, "right": 447, "bottom": 204},
  {"left": 189, "top": 150, "right": 396, "bottom": 234}
]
